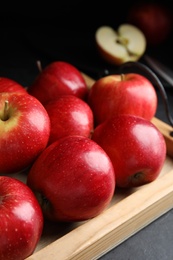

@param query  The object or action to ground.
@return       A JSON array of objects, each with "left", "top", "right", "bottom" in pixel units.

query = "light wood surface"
[{"left": 25, "top": 73, "right": 173, "bottom": 259}]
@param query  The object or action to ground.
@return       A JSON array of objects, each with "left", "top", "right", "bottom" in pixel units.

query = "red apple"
[
  {"left": 0, "top": 77, "right": 27, "bottom": 93},
  {"left": 87, "top": 73, "right": 157, "bottom": 126},
  {"left": 27, "top": 135, "right": 115, "bottom": 222},
  {"left": 44, "top": 94, "right": 94, "bottom": 145},
  {"left": 92, "top": 114, "right": 166, "bottom": 188},
  {"left": 127, "top": 2, "right": 173, "bottom": 45},
  {"left": 28, "top": 61, "right": 88, "bottom": 105},
  {"left": 0, "top": 176, "right": 43, "bottom": 260},
  {"left": 0, "top": 92, "right": 50, "bottom": 174}
]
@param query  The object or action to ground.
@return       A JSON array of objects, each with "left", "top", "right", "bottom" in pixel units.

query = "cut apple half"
[{"left": 95, "top": 24, "right": 147, "bottom": 65}]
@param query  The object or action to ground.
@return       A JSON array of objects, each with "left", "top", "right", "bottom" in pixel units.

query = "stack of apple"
[
  {"left": 0, "top": 60, "right": 166, "bottom": 259},
  {"left": 0, "top": 77, "right": 48, "bottom": 259},
  {"left": 0, "top": 63, "right": 114, "bottom": 259}
]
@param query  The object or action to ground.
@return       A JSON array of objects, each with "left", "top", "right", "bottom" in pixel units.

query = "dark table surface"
[{"left": 0, "top": 1, "right": 173, "bottom": 259}]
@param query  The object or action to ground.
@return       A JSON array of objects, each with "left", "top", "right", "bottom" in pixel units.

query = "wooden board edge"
[
  {"left": 26, "top": 169, "right": 173, "bottom": 260},
  {"left": 151, "top": 117, "right": 173, "bottom": 158},
  {"left": 82, "top": 72, "right": 95, "bottom": 89}
]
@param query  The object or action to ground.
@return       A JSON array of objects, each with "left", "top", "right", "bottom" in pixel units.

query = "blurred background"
[{"left": 0, "top": 0, "right": 172, "bottom": 82}]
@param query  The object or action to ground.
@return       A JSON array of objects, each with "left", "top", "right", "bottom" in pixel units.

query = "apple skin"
[
  {"left": 27, "top": 135, "right": 115, "bottom": 222},
  {"left": 87, "top": 73, "right": 157, "bottom": 126},
  {"left": 92, "top": 114, "right": 166, "bottom": 188},
  {"left": 0, "top": 176, "right": 43, "bottom": 260},
  {"left": 0, "top": 92, "right": 50, "bottom": 174},
  {"left": 28, "top": 61, "right": 88, "bottom": 105},
  {"left": 44, "top": 94, "right": 94, "bottom": 145},
  {"left": 127, "top": 2, "right": 173, "bottom": 45},
  {"left": 0, "top": 77, "right": 27, "bottom": 93}
]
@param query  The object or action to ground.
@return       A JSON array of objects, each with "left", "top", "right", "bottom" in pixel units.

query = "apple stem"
[
  {"left": 121, "top": 74, "right": 125, "bottom": 81},
  {"left": 36, "top": 60, "right": 42, "bottom": 73},
  {"left": 2, "top": 100, "right": 9, "bottom": 121}
]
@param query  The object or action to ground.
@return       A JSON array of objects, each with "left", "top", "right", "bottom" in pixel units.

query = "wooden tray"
[{"left": 23, "top": 73, "right": 173, "bottom": 259}]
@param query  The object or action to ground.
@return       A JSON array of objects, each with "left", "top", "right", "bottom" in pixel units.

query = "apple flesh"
[
  {"left": 87, "top": 73, "right": 157, "bottom": 126},
  {"left": 0, "top": 176, "right": 43, "bottom": 260},
  {"left": 28, "top": 61, "right": 88, "bottom": 105},
  {"left": 0, "top": 92, "right": 50, "bottom": 174},
  {"left": 92, "top": 114, "right": 166, "bottom": 188},
  {"left": 0, "top": 77, "right": 27, "bottom": 93},
  {"left": 27, "top": 135, "right": 115, "bottom": 222},
  {"left": 95, "top": 24, "right": 146, "bottom": 65},
  {"left": 44, "top": 94, "right": 94, "bottom": 145},
  {"left": 127, "top": 2, "right": 173, "bottom": 45}
]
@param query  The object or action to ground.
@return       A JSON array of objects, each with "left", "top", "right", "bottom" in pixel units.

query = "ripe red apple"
[
  {"left": 44, "top": 94, "right": 94, "bottom": 145},
  {"left": 0, "top": 92, "right": 50, "bottom": 174},
  {"left": 92, "top": 114, "right": 166, "bottom": 188},
  {"left": 0, "top": 176, "right": 43, "bottom": 260},
  {"left": 28, "top": 61, "right": 88, "bottom": 105},
  {"left": 127, "top": 2, "right": 173, "bottom": 45},
  {"left": 27, "top": 135, "right": 115, "bottom": 222},
  {"left": 0, "top": 77, "right": 27, "bottom": 93},
  {"left": 87, "top": 73, "right": 157, "bottom": 126}
]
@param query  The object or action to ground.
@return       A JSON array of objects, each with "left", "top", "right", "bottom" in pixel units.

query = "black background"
[{"left": 0, "top": 0, "right": 173, "bottom": 84}]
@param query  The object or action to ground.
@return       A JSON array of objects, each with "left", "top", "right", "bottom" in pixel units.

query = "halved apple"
[{"left": 95, "top": 24, "right": 147, "bottom": 65}]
